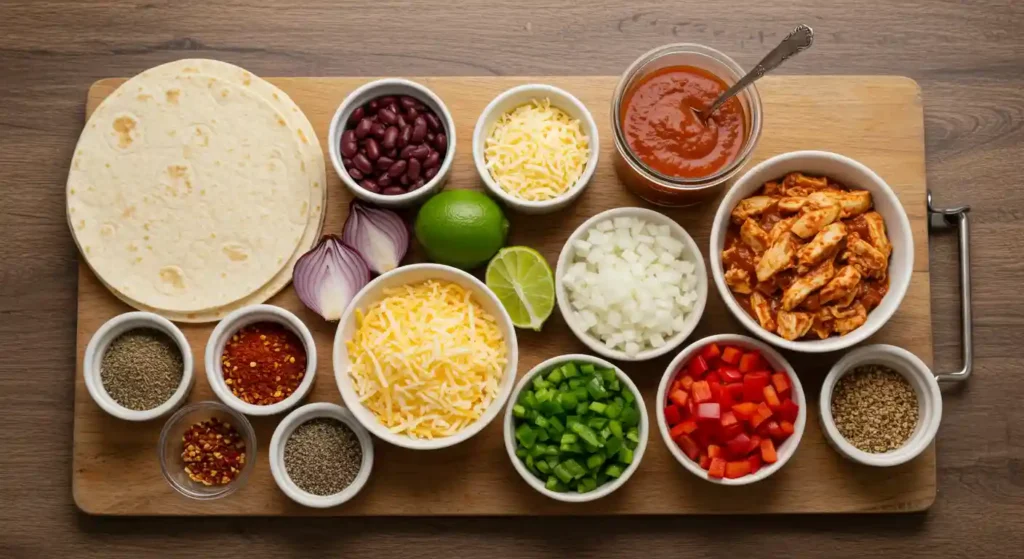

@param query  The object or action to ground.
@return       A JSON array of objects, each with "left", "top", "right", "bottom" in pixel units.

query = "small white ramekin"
[
  {"left": 473, "top": 84, "right": 599, "bottom": 214},
  {"left": 269, "top": 402, "right": 374, "bottom": 508},
  {"left": 328, "top": 78, "right": 456, "bottom": 208},
  {"left": 819, "top": 344, "right": 941, "bottom": 467},
  {"left": 205, "top": 304, "right": 317, "bottom": 416},
  {"left": 656, "top": 334, "right": 807, "bottom": 486},
  {"left": 83, "top": 311, "right": 194, "bottom": 421},
  {"left": 555, "top": 206, "right": 708, "bottom": 362},
  {"left": 503, "top": 354, "right": 648, "bottom": 503}
]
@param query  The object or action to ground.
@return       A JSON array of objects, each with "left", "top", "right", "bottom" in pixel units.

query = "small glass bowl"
[
  {"left": 158, "top": 401, "right": 257, "bottom": 500},
  {"left": 611, "top": 43, "right": 764, "bottom": 207}
]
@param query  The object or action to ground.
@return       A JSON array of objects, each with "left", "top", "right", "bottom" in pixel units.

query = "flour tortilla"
[
  {"left": 77, "top": 60, "right": 327, "bottom": 322},
  {"left": 68, "top": 61, "right": 316, "bottom": 314}
]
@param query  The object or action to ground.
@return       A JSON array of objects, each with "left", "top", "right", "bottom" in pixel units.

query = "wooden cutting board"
[{"left": 73, "top": 75, "right": 934, "bottom": 515}]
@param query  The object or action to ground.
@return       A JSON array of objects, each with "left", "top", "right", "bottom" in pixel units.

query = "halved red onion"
[
  {"left": 292, "top": 235, "right": 371, "bottom": 321},
  {"left": 342, "top": 200, "right": 410, "bottom": 274}
]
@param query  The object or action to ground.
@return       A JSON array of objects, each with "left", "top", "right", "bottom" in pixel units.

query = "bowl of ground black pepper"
[
  {"left": 83, "top": 311, "right": 193, "bottom": 421},
  {"left": 205, "top": 305, "right": 317, "bottom": 416},
  {"left": 819, "top": 344, "right": 942, "bottom": 467},
  {"left": 158, "top": 400, "right": 257, "bottom": 500},
  {"left": 269, "top": 402, "right": 374, "bottom": 508}
]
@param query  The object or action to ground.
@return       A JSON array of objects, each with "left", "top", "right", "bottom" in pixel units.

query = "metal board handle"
[{"left": 927, "top": 190, "right": 973, "bottom": 384}]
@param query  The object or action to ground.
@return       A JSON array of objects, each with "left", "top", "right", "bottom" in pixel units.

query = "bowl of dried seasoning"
[
  {"left": 819, "top": 344, "right": 942, "bottom": 467},
  {"left": 269, "top": 402, "right": 374, "bottom": 508},
  {"left": 83, "top": 311, "right": 194, "bottom": 421},
  {"left": 158, "top": 400, "right": 257, "bottom": 500},
  {"left": 205, "top": 304, "right": 317, "bottom": 416}
]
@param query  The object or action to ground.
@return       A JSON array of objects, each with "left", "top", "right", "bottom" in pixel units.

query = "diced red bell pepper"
[
  {"left": 743, "top": 371, "right": 770, "bottom": 402},
  {"left": 670, "top": 418, "right": 698, "bottom": 439},
  {"left": 725, "top": 460, "right": 752, "bottom": 479},
  {"left": 748, "top": 453, "right": 763, "bottom": 474},
  {"left": 680, "top": 375, "right": 694, "bottom": 391},
  {"left": 719, "top": 367, "right": 743, "bottom": 383},
  {"left": 750, "top": 403, "right": 773, "bottom": 429},
  {"left": 738, "top": 351, "right": 763, "bottom": 373},
  {"left": 707, "top": 444, "right": 723, "bottom": 459},
  {"left": 705, "top": 372, "right": 721, "bottom": 384},
  {"left": 771, "top": 372, "right": 791, "bottom": 396},
  {"left": 708, "top": 457, "right": 727, "bottom": 479},
  {"left": 669, "top": 389, "right": 689, "bottom": 408},
  {"left": 699, "top": 453, "right": 711, "bottom": 470},
  {"left": 777, "top": 398, "right": 799, "bottom": 423},
  {"left": 701, "top": 343, "right": 722, "bottom": 363},
  {"left": 766, "top": 420, "right": 785, "bottom": 441},
  {"left": 697, "top": 402, "right": 721, "bottom": 421},
  {"left": 725, "top": 382, "right": 745, "bottom": 402},
  {"left": 731, "top": 402, "right": 758, "bottom": 420},
  {"left": 687, "top": 355, "right": 710, "bottom": 377},
  {"left": 725, "top": 433, "right": 751, "bottom": 458},
  {"left": 708, "top": 380, "right": 722, "bottom": 402},
  {"left": 677, "top": 435, "right": 700, "bottom": 460},
  {"left": 747, "top": 434, "right": 761, "bottom": 455},
  {"left": 721, "top": 346, "right": 742, "bottom": 365},
  {"left": 763, "top": 385, "right": 782, "bottom": 409},
  {"left": 691, "top": 380, "right": 713, "bottom": 403},
  {"left": 720, "top": 410, "right": 738, "bottom": 429},
  {"left": 780, "top": 420, "right": 795, "bottom": 436},
  {"left": 664, "top": 404, "right": 683, "bottom": 426},
  {"left": 718, "top": 423, "right": 743, "bottom": 443},
  {"left": 760, "top": 438, "right": 778, "bottom": 463}
]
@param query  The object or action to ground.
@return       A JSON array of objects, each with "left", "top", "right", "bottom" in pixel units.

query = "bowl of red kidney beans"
[{"left": 329, "top": 79, "right": 456, "bottom": 208}]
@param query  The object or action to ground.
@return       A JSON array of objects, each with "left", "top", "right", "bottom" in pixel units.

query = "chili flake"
[
  {"left": 221, "top": 321, "right": 307, "bottom": 406},
  {"left": 182, "top": 417, "right": 246, "bottom": 486}
]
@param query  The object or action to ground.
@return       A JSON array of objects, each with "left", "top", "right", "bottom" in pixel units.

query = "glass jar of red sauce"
[{"left": 611, "top": 44, "right": 763, "bottom": 206}]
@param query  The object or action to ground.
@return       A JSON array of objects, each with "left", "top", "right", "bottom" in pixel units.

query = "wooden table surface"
[{"left": 0, "top": 0, "right": 1021, "bottom": 556}]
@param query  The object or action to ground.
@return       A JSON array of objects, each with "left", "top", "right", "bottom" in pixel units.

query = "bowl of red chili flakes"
[
  {"left": 158, "top": 400, "right": 257, "bottom": 500},
  {"left": 205, "top": 304, "right": 318, "bottom": 416}
]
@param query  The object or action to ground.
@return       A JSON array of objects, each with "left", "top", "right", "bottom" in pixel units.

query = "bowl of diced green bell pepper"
[{"left": 503, "top": 354, "right": 648, "bottom": 502}]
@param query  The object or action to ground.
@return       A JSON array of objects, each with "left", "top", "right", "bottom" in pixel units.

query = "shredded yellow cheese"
[
  {"left": 484, "top": 98, "right": 590, "bottom": 202},
  {"left": 346, "top": 280, "right": 507, "bottom": 439}
]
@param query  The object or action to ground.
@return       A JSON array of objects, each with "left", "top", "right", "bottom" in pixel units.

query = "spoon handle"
[{"left": 701, "top": 25, "right": 815, "bottom": 119}]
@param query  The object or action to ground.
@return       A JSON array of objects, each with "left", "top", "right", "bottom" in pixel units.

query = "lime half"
[{"left": 486, "top": 246, "right": 554, "bottom": 331}]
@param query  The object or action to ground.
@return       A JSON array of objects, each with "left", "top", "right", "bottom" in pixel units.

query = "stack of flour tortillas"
[{"left": 67, "top": 59, "right": 326, "bottom": 322}]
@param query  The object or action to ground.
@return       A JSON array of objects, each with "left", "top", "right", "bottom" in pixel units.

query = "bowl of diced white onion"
[{"left": 556, "top": 207, "right": 708, "bottom": 361}]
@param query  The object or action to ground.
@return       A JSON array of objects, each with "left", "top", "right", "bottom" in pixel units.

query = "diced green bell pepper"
[
  {"left": 606, "top": 464, "right": 624, "bottom": 478},
  {"left": 516, "top": 423, "right": 537, "bottom": 448}
]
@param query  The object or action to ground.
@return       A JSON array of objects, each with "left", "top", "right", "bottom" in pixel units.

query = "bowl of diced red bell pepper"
[{"left": 656, "top": 334, "right": 807, "bottom": 485}]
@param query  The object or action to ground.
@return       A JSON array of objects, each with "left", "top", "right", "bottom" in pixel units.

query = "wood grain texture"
[
  {"left": 1, "top": 0, "right": 1023, "bottom": 556},
  {"left": 74, "top": 75, "right": 933, "bottom": 516}
]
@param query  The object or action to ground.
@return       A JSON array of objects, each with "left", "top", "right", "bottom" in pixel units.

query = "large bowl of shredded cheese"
[
  {"left": 473, "top": 84, "right": 599, "bottom": 214},
  {"left": 333, "top": 263, "right": 519, "bottom": 450}
]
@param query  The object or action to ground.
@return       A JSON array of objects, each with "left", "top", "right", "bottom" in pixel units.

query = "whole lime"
[{"left": 414, "top": 190, "right": 509, "bottom": 270}]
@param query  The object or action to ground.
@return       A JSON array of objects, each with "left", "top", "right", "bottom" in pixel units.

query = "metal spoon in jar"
[{"left": 695, "top": 25, "right": 815, "bottom": 124}]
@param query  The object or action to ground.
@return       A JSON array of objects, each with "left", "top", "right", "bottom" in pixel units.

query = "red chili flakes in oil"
[{"left": 221, "top": 321, "right": 307, "bottom": 406}]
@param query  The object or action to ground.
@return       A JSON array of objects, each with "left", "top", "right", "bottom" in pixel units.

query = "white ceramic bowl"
[
  {"left": 205, "top": 305, "right": 317, "bottom": 416},
  {"left": 269, "top": 402, "right": 374, "bottom": 508},
  {"left": 504, "top": 354, "right": 648, "bottom": 503},
  {"left": 333, "top": 263, "right": 519, "bottom": 450},
  {"left": 472, "top": 84, "right": 599, "bottom": 214},
  {"left": 656, "top": 334, "right": 807, "bottom": 486},
  {"left": 819, "top": 344, "right": 941, "bottom": 467},
  {"left": 710, "top": 150, "right": 914, "bottom": 353},
  {"left": 83, "top": 311, "right": 194, "bottom": 421},
  {"left": 555, "top": 207, "right": 708, "bottom": 362},
  {"left": 328, "top": 78, "right": 456, "bottom": 208}
]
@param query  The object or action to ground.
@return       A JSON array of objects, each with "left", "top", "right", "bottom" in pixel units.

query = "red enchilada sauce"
[{"left": 620, "top": 65, "right": 746, "bottom": 178}]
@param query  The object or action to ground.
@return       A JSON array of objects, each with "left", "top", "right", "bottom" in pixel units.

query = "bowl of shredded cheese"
[
  {"left": 333, "top": 263, "right": 519, "bottom": 450},
  {"left": 473, "top": 84, "right": 599, "bottom": 214}
]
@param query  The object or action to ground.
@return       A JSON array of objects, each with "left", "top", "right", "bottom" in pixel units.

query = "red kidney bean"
[
  {"left": 397, "top": 115, "right": 407, "bottom": 129},
  {"left": 387, "top": 159, "right": 408, "bottom": 178},
  {"left": 411, "top": 144, "right": 430, "bottom": 160},
  {"left": 377, "top": 96, "right": 396, "bottom": 107},
  {"left": 406, "top": 107, "right": 419, "bottom": 121},
  {"left": 348, "top": 106, "right": 365, "bottom": 127},
  {"left": 353, "top": 153, "right": 373, "bottom": 174},
  {"left": 361, "top": 179, "right": 380, "bottom": 192},
  {"left": 424, "top": 166, "right": 439, "bottom": 181},
  {"left": 368, "top": 99, "right": 379, "bottom": 111},
  {"left": 411, "top": 178, "right": 426, "bottom": 190},
  {"left": 376, "top": 156, "right": 395, "bottom": 170},
  {"left": 371, "top": 122, "right": 386, "bottom": 138},
  {"left": 434, "top": 133, "right": 447, "bottom": 153},
  {"left": 355, "top": 117, "right": 372, "bottom": 139},
  {"left": 407, "top": 158, "right": 422, "bottom": 181},
  {"left": 347, "top": 167, "right": 364, "bottom": 180},
  {"left": 377, "top": 174, "right": 392, "bottom": 187},
  {"left": 378, "top": 107, "right": 398, "bottom": 125},
  {"left": 411, "top": 116, "right": 427, "bottom": 143},
  {"left": 342, "top": 157, "right": 353, "bottom": 168},
  {"left": 399, "top": 126, "right": 412, "bottom": 148},
  {"left": 365, "top": 137, "right": 381, "bottom": 160},
  {"left": 340, "top": 130, "right": 358, "bottom": 157},
  {"left": 382, "top": 126, "right": 399, "bottom": 149},
  {"left": 386, "top": 148, "right": 398, "bottom": 158},
  {"left": 383, "top": 186, "right": 406, "bottom": 195},
  {"left": 426, "top": 131, "right": 436, "bottom": 143},
  {"left": 399, "top": 96, "right": 417, "bottom": 110},
  {"left": 424, "top": 151, "right": 440, "bottom": 170},
  {"left": 400, "top": 174, "right": 411, "bottom": 186},
  {"left": 425, "top": 113, "right": 441, "bottom": 131},
  {"left": 400, "top": 145, "right": 417, "bottom": 160}
]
